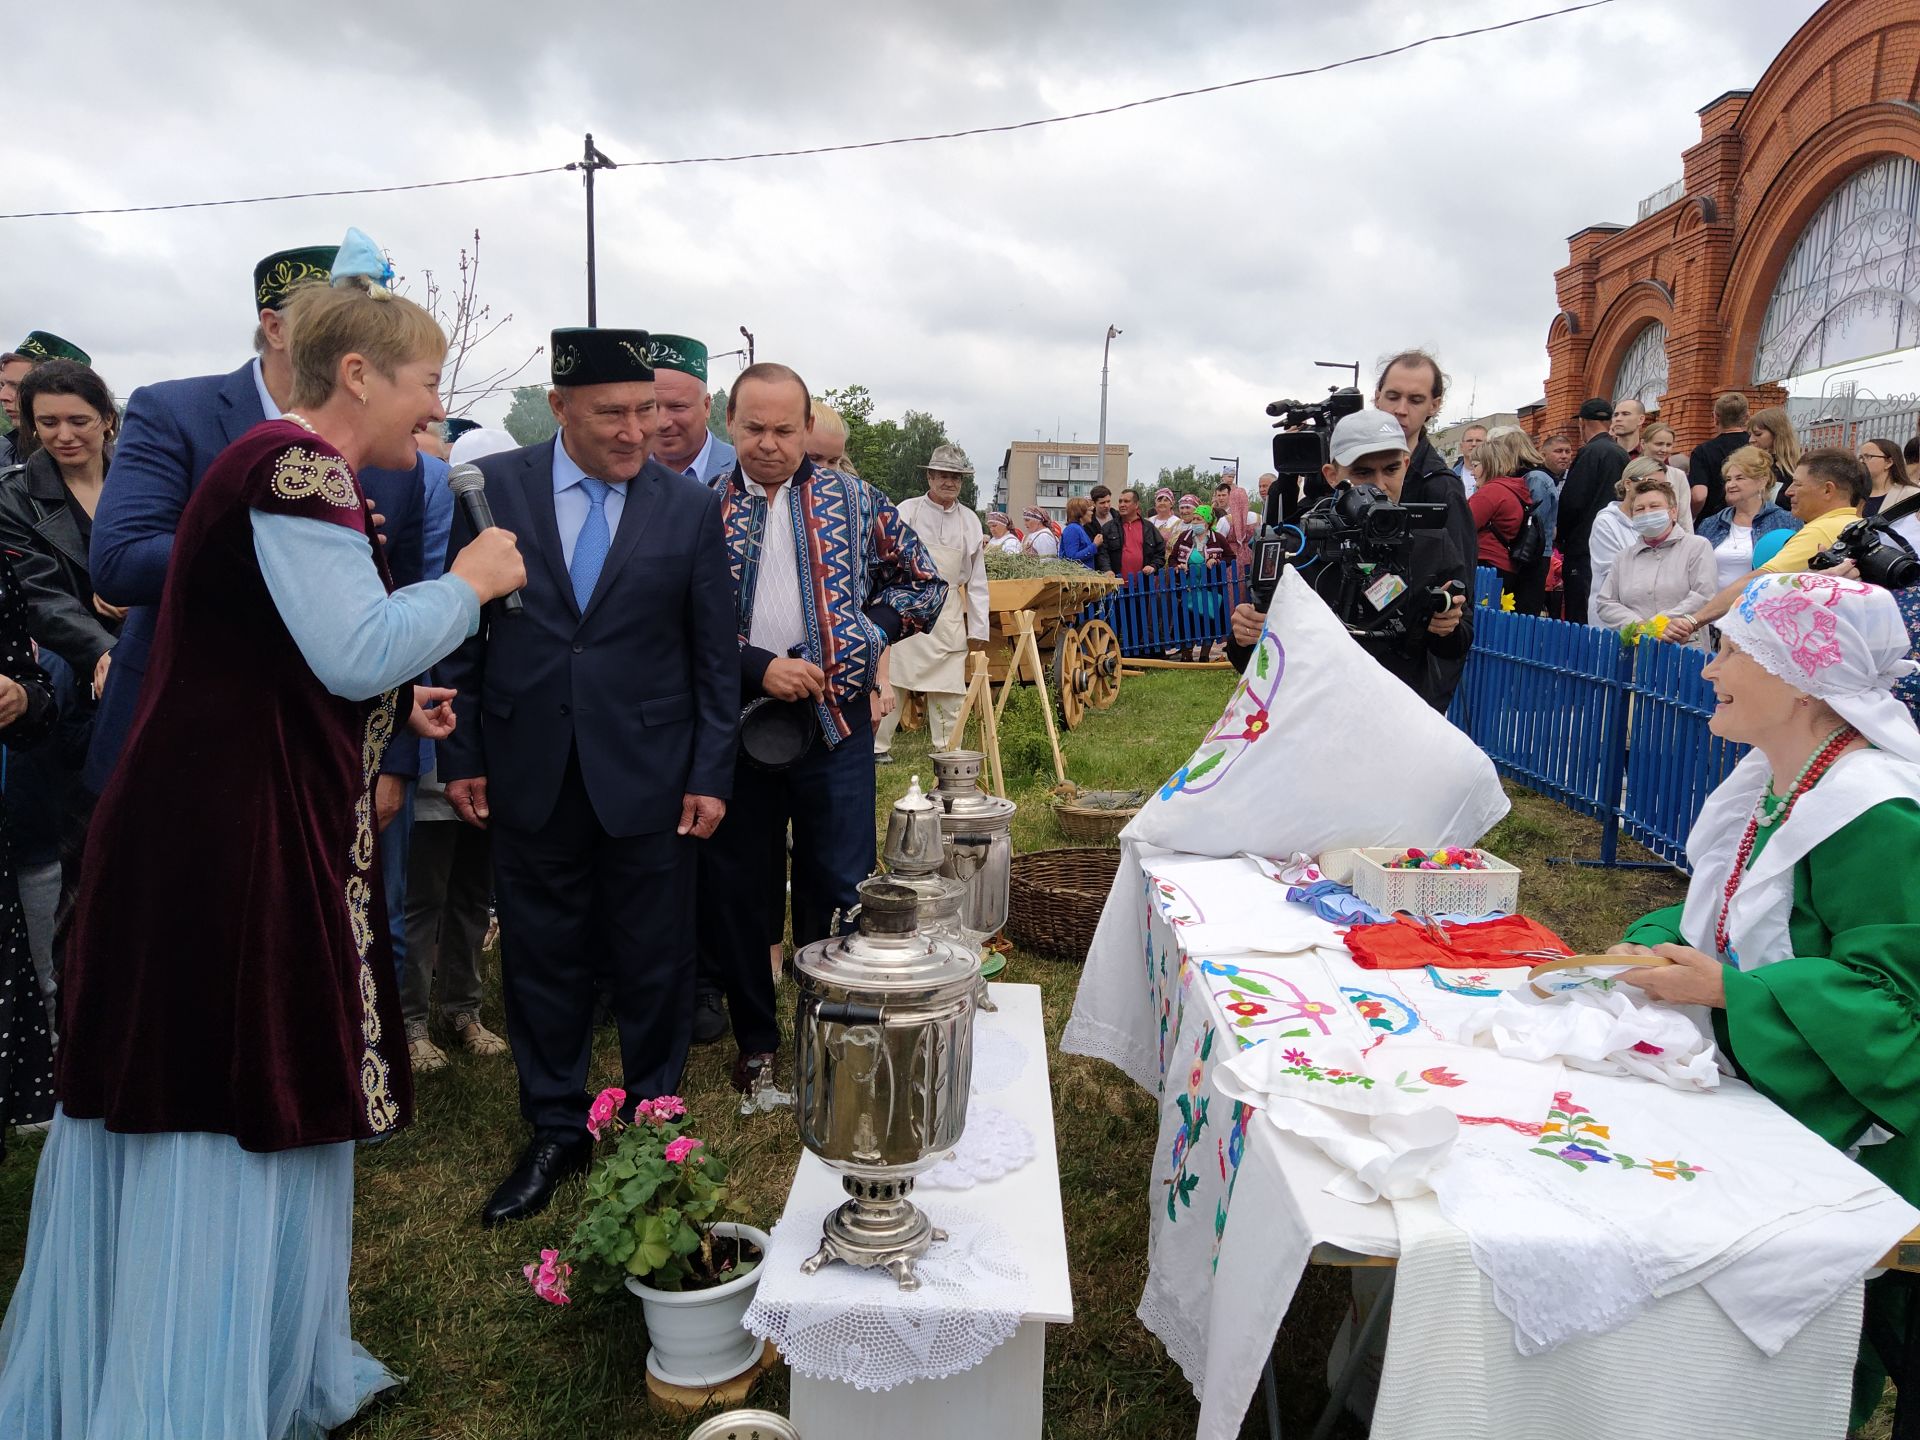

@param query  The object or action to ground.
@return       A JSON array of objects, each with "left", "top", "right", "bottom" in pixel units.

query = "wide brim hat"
[
  {"left": 923, "top": 443, "right": 974, "bottom": 476},
  {"left": 551, "top": 328, "right": 655, "bottom": 387}
]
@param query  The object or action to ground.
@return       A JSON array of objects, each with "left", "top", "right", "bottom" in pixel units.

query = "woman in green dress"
[{"left": 1609, "top": 570, "right": 1920, "bottom": 1431}]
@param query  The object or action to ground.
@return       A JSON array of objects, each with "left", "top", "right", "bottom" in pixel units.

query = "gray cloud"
[{"left": 6, "top": 0, "right": 1823, "bottom": 482}]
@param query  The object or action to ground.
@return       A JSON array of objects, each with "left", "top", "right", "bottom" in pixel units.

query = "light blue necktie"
[{"left": 569, "top": 476, "right": 611, "bottom": 610}]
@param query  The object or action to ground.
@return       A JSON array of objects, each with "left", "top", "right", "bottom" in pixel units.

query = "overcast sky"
[{"left": 5, "top": 0, "right": 1844, "bottom": 482}]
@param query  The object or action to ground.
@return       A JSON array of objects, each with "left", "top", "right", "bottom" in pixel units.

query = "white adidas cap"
[{"left": 1328, "top": 408, "right": 1412, "bottom": 468}]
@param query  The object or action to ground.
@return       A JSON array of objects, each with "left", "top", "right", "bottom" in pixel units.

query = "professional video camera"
[
  {"left": 1808, "top": 515, "right": 1920, "bottom": 589},
  {"left": 1247, "top": 480, "right": 1457, "bottom": 641},
  {"left": 1265, "top": 387, "right": 1367, "bottom": 531}
]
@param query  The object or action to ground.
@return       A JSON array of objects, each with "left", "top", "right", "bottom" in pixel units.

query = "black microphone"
[{"left": 447, "top": 463, "right": 524, "bottom": 616}]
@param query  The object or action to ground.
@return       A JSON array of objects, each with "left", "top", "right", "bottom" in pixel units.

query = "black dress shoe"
[
  {"left": 479, "top": 1134, "right": 592, "bottom": 1229},
  {"left": 692, "top": 989, "right": 729, "bottom": 1046}
]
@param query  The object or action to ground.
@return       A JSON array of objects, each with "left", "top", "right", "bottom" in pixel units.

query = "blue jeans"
[
  {"left": 697, "top": 701, "right": 876, "bottom": 1055},
  {"left": 380, "top": 781, "right": 417, "bottom": 999}
]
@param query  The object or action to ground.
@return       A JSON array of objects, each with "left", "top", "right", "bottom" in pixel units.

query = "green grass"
[{"left": 0, "top": 668, "right": 1694, "bottom": 1439}]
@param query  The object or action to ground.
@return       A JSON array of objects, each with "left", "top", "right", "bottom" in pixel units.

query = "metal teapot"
[{"left": 881, "top": 776, "right": 947, "bottom": 875}]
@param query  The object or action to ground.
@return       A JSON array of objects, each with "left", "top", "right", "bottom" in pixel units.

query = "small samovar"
[
  {"left": 793, "top": 878, "right": 978, "bottom": 1290},
  {"left": 882, "top": 777, "right": 993, "bottom": 1011},
  {"left": 927, "top": 750, "right": 1017, "bottom": 948}
]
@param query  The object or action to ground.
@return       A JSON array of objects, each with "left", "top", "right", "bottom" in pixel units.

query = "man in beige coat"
[{"left": 875, "top": 444, "right": 988, "bottom": 759}]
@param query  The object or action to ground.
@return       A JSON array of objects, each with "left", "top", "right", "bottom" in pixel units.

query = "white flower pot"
[{"left": 624, "top": 1221, "right": 770, "bottom": 1389}]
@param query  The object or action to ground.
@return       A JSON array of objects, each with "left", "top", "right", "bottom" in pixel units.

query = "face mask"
[{"left": 1629, "top": 510, "right": 1672, "bottom": 539}]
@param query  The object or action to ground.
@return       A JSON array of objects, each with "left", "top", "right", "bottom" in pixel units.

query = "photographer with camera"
[
  {"left": 1667, "top": 448, "right": 1876, "bottom": 643},
  {"left": 1228, "top": 408, "right": 1470, "bottom": 712}
]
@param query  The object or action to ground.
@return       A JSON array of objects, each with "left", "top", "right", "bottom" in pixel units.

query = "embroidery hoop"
[{"left": 1525, "top": 953, "right": 1671, "bottom": 999}]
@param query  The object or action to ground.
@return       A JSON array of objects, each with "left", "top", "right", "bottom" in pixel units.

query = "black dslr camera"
[{"left": 1808, "top": 516, "right": 1920, "bottom": 590}]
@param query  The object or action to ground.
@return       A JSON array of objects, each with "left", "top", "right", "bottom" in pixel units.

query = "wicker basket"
[
  {"left": 1008, "top": 847, "right": 1122, "bottom": 962},
  {"left": 1051, "top": 801, "right": 1140, "bottom": 842},
  {"left": 1348, "top": 847, "right": 1520, "bottom": 916}
]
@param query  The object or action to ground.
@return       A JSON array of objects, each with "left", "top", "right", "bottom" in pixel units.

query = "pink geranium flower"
[
  {"left": 636, "top": 1094, "right": 688, "bottom": 1123},
  {"left": 524, "top": 1248, "right": 572, "bottom": 1305},
  {"left": 663, "top": 1136, "right": 704, "bottom": 1165},
  {"left": 586, "top": 1087, "right": 626, "bottom": 1140}
]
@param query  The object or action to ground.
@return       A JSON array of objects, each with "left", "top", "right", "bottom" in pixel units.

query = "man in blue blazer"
[
  {"left": 643, "top": 333, "right": 738, "bottom": 1044},
  {"left": 436, "top": 328, "right": 739, "bottom": 1227},
  {"left": 88, "top": 244, "right": 430, "bottom": 806},
  {"left": 647, "top": 333, "right": 736, "bottom": 486}
]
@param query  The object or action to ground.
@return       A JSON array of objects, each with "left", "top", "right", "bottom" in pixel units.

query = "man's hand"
[
  {"left": 677, "top": 793, "right": 726, "bottom": 840},
  {"left": 363, "top": 496, "right": 388, "bottom": 547},
  {"left": 92, "top": 650, "right": 111, "bottom": 699},
  {"left": 92, "top": 593, "right": 128, "bottom": 623},
  {"left": 870, "top": 684, "right": 896, "bottom": 732},
  {"left": 447, "top": 776, "right": 490, "bottom": 829},
  {"left": 375, "top": 774, "right": 406, "bottom": 832},
  {"left": 763, "top": 656, "right": 826, "bottom": 702},
  {"left": 0, "top": 675, "right": 26, "bottom": 728},
  {"left": 1665, "top": 613, "right": 1700, "bottom": 644},
  {"left": 1143, "top": 565, "right": 1157, "bottom": 575},
  {"left": 1427, "top": 594, "right": 1466, "bottom": 638},
  {"left": 407, "top": 684, "right": 458, "bottom": 739},
  {"left": 1230, "top": 602, "right": 1265, "bottom": 648},
  {"left": 1616, "top": 943, "right": 1726, "bottom": 1009}
]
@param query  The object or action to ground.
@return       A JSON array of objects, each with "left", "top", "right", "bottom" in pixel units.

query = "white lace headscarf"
[{"left": 1716, "top": 572, "right": 1920, "bottom": 762}]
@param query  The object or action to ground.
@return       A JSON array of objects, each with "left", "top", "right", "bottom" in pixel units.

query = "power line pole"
[
  {"left": 740, "top": 326, "right": 756, "bottom": 365},
  {"left": 573, "top": 134, "right": 617, "bottom": 325}
]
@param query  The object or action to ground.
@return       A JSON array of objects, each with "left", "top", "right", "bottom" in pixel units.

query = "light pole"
[
  {"left": 1097, "top": 325, "right": 1122, "bottom": 495},
  {"left": 1315, "top": 359, "right": 1361, "bottom": 391},
  {"left": 1209, "top": 455, "right": 1241, "bottom": 496}
]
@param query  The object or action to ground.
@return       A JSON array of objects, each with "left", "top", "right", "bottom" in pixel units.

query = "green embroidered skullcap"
[
  {"left": 644, "top": 334, "right": 708, "bottom": 383},
  {"left": 253, "top": 245, "right": 339, "bottom": 311},
  {"left": 3, "top": 330, "right": 90, "bottom": 366},
  {"left": 550, "top": 328, "right": 655, "bottom": 387}
]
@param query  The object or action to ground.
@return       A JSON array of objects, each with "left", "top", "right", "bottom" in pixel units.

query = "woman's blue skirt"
[{"left": 0, "top": 1108, "right": 398, "bottom": 1437}]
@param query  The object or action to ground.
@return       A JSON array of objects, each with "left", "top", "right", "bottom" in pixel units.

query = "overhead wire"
[{"left": 0, "top": 0, "right": 1615, "bottom": 220}]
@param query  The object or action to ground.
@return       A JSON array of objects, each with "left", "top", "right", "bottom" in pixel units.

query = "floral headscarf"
[{"left": 1718, "top": 572, "right": 1920, "bottom": 762}]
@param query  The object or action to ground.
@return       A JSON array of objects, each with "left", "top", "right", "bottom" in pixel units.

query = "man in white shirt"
[
  {"left": 1455, "top": 423, "right": 1487, "bottom": 497},
  {"left": 645, "top": 333, "right": 736, "bottom": 485},
  {"left": 877, "top": 445, "right": 988, "bottom": 758}
]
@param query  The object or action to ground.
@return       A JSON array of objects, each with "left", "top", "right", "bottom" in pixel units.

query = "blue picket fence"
[
  {"left": 1080, "top": 562, "right": 1249, "bottom": 657},
  {"left": 1083, "top": 562, "right": 1739, "bottom": 870},
  {"left": 1446, "top": 568, "right": 1744, "bottom": 869}
]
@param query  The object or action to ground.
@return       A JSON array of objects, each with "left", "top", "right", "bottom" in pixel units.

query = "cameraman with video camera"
[{"left": 1228, "top": 408, "right": 1472, "bottom": 712}]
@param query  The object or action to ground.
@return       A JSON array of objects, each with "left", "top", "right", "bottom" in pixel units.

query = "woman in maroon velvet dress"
[{"left": 0, "top": 256, "right": 526, "bottom": 1437}]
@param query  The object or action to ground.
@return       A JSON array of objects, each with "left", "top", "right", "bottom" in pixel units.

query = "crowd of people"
[{"left": 0, "top": 232, "right": 964, "bottom": 1432}]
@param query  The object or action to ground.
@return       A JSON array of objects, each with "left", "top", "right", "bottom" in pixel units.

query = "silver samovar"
[
  {"left": 794, "top": 878, "right": 977, "bottom": 1290},
  {"left": 926, "top": 750, "right": 1017, "bottom": 948}
]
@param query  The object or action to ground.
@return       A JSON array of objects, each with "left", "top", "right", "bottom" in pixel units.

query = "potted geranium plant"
[{"left": 525, "top": 1089, "right": 769, "bottom": 1388}]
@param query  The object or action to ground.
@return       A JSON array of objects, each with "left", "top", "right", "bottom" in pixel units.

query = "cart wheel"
[
  {"left": 1080, "top": 620, "right": 1122, "bottom": 710},
  {"left": 1052, "top": 626, "right": 1086, "bottom": 729}
]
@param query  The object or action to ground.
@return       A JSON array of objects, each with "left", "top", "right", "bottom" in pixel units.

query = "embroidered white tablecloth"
[{"left": 1062, "top": 850, "right": 1917, "bottom": 1440}]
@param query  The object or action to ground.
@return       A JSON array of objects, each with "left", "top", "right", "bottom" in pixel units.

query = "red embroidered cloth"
[{"left": 1344, "top": 913, "right": 1572, "bottom": 971}]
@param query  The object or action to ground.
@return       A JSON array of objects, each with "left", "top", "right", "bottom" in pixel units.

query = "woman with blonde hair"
[
  {"left": 0, "top": 232, "right": 527, "bottom": 1436},
  {"left": 1748, "top": 405, "right": 1802, "bottom": 497},
  {"left": 1697, "top": 444, "right": 1800, "bottom": 588}
]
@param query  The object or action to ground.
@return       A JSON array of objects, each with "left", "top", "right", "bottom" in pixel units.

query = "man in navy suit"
[
  {"left": 89, "top": 245, "right": 430, "bottom": 813},
  {"left": 436, "top": 328, "right": 739, "bottom": 1227}
]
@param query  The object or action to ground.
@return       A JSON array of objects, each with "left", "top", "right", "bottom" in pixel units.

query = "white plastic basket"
[{"left": 1348, "top": 847, "right": 1520, "bottom": 917}]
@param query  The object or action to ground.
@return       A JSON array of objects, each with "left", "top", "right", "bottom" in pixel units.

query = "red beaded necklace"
[{"left": 1715, "top": 723, "right": 1859, "bottom": 960}]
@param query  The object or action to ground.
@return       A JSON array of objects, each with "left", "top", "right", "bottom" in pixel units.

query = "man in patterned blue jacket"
[{"left": 700, "top": 362, "right": 945, "bottom": 1093}]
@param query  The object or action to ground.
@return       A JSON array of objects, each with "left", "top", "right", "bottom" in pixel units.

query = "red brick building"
[{"left": 1525, "top": 0, "right": 1920, "bottom": 447}]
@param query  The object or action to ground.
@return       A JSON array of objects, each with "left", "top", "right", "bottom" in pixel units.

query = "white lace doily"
[
  {"left": 970, "top": 1026, "right": 1029, "bottom": 1094},
  {"left": 919, "top": 1107, "right": 1035, "bottom": 1191},
  {"left": 742, "top": 1199, "right": 1030, "bottom": 1391}
]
